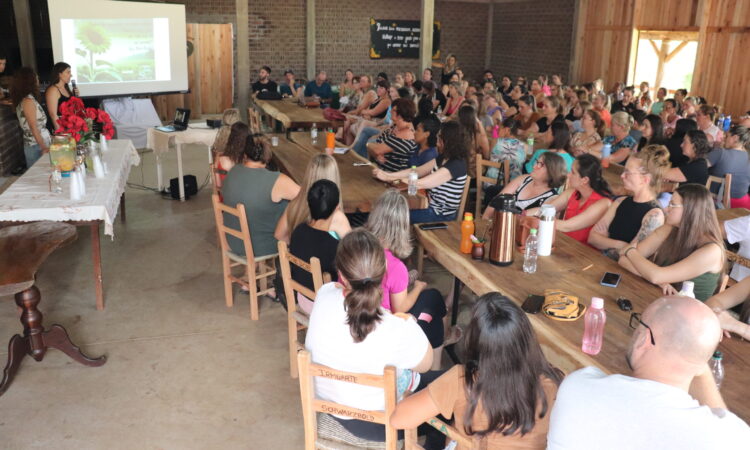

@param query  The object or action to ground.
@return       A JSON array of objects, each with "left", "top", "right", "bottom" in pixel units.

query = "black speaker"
[
  {"left": 169, "top": 175, "right": 198, "bottom": 200},
  {"left": 206, "top": 119, "right": 222, "bottom": 128}
]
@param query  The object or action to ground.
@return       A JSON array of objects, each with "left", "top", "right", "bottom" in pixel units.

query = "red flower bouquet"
[{"left": 55, "top": 96, "right": 115, "bottom": 143}]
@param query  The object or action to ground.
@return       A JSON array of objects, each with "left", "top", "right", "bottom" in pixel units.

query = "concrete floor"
[{"left": 0, "top": 143, "right": 471, "bottom": 449}]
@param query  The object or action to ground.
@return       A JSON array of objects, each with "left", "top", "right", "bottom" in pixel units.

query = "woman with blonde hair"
[
  {"left": 603, "top": 111, "right": 638, "bottom": 164},
  {"left": 588, "top": 145, "right": 671, "bottom": 259},
  {"left": 619, "top": 183, "right": 725, "bottom": 301},
  {"left": 433, "top": 53, "right": 458, "bottom": 87},
  {"left": 444, "top": 82, "right": 466, "bottom": 117},
  {"left": 365, "top": 190, "right": 452, "bottom": 354},
  {"left": 570, "top": 109, "right": 605, "bottom": 157},
  {"left": 274, "top": 153, "right": 351, "bottom": 243},
  {"left": 211, "top": 108, "right": 241, "bottom": 159}
]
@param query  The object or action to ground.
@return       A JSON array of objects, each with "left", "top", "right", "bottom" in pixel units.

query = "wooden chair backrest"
[
  {"left": 277, "top": 241, "right": 324, "bottom": 313},
  {"left": 706, "top": 174, "right": 732, "bottom": 209},
  {"left": 248, "top": 107, "right": 263, "bottom": 134},
  {"left": 211, "top": 194, "right": 257, "bottom": 265},
  {"left": 475, "top": 155, "right": 509, "bottom": 218},
  {"left": 456, "top": 175, "right": 471, "bottom": 222},
  {"left": 297, "top": 350, "right": 399, "bottom": 450},
  {"left": 209, "top": 162, "right": 226, "bottom": 198}
]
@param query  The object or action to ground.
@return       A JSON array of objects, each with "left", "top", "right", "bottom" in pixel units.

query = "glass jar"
[{"left": 49, "top": 134, "right": 77, "bottom": 173}]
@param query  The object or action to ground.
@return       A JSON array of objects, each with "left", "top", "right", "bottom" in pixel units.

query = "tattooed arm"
[
  {"left": 618, "top": 223, "right": 671, "bottom": 275},
  {"left": 630, "top": 208, "right": 666, "bottom": 247}
]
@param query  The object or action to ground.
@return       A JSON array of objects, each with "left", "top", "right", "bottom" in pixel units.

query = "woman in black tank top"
[
  {"left": 45, "top": 62, "right": 77, "bottom": 130},
  {"left": 587, "top": 145, "right": 671, "bottom": 258}
]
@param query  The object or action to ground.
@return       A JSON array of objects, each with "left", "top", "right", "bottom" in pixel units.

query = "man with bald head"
[{"left": 548, "top": 296, "right": 749, "bottom": 449}]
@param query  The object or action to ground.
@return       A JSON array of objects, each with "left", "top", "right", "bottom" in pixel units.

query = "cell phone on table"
[
  {"left": 600, "top": 272, "right": 622, "bottom": 288},
  {"left": 418, "top": 223, "right": 447, "bottom": 230},
  {"left": 522, "top": 294, "right": 545, "bottom": 314}
]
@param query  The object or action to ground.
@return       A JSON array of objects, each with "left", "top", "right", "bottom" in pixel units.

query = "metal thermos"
[{"left": 488, "top": 194, "right": 520, "bottom": 266}]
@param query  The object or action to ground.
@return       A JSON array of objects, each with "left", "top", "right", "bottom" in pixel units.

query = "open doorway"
[{"left": 631, "top": 30, "right": 698, "bottom": 96}]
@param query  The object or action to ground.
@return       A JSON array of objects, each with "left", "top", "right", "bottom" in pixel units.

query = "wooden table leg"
[
  {"left": 445, "top": 277, "right": 464, "bottom": 365},
  {"left": 91, "top": 222, "right": 104, "bottom": 310},
  {"left": 120, "top": 193, "right": 126, "bottom": 224}
]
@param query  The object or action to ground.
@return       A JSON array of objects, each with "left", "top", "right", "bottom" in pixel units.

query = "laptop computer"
[{"left": 156, "top": 108, "right": 191, "bottom": 132}]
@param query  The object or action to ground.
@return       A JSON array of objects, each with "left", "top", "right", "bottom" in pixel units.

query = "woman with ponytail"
[
  {"left": 222, "top": 133, "right": 300, "bottom": 258},
  {"left": 526, "top": 154, "right": 612, "bottom": 245},
  {"left": 391, "top": 292, "right": 562, "bottom": 449},
  {"left": 305, "top": 229, "right": 436, "bottom": 443}
]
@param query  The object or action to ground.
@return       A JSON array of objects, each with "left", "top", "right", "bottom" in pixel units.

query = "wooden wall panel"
[
  {"left": 637, "top": 0, "right": 700, "bottom": 28},
  {"left": 152, "top": 23, "right": 234, "bottom": 121},
  {"left": 577, "top": 0, "right": 636, "bottom": 86}
]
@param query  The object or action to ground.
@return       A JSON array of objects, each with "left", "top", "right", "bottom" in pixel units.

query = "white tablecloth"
[
  {"left": 0, "top": 139, "right": 140, "bottom": 237},
  {"left": 102, "top": 98, "right": 162, "bottom": 149},
  {"left": 146, "top": 124, "right": 219, "bottom": 156}
]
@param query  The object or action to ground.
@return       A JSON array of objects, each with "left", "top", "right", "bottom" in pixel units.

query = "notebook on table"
[{"left": 155, "top": 108, "right": 191, "bottom": 132}]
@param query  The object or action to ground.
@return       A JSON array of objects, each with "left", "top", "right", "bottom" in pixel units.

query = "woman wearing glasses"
[
  {"left": 482, "top": 152, "right": 567, "bottom": 218},
  {"left": 588, "top": 145, "right": 671, "bottom": 259},
  {"left": 617, "top": 183, "right": 725, "bottom": 301}
]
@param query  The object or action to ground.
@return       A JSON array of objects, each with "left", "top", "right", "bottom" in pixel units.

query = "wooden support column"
[
  {"left": 626, "top": 0, "right": 643, "bottom": 85},
  {"left": 419, "top": 0, "right": 435, "bottom": 75},
  {"left": 653, "top": 39, "right": 669, "bottom": 90},
  {"left": 306, "top": 0, "right": 316, "bottom": 81},
  {"left": 484, "top": 1, "right": 494, "bottom": 70},
  {"left": 236, "top": 0, "right": 250, "bottom": 121},
  {"left": 569, "top": 0, "right": 588, "bottom": 84},
  {"left": 13, "top": 0, "right": 36, "bottom": 71}
]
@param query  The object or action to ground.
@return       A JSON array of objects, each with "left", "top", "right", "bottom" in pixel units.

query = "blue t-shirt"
[
  {"left": 525, "top": 149, "right": 576, "bottom": 174},
  {"left": 408, "top": 147, "right": 438, "bottom": 167},
  {"left": 304, "top": 81, "right": 332, "bottom": 99},
  {"left": 279, "top": 82, "right": 302, "bottom": 96}
]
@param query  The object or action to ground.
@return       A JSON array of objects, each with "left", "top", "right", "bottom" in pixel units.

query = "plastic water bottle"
[
  {"left": 52, "top": 169, "right": 63, "bottom": 194},
  {"left": 679, "top": 280, "right": 696, "bottom": 298},
  {"left": 582, "top": 297, "right": 606, "bottom": 355},
  {"left": 527, "top": 132, "right": 535, "bottom": 148},
  {"left": 408, "top": 166, "right": 418, "bottom": 196},
  {"left": 723, "top": 115, "right": 732, "bottom": 132},
  {"left": 717, "top": 113, "right": 725, "bottom": 127},
  {"left": 311, "top": 123, "right": 318, "bottom": 144},
  {"left": 601, "top": 143, "right": 612, "bottom": 168},
  {"left": 522, "top": 228, "right": 538, "bottom": 274},
  {"left": 710, "top": 351, "right": 724, "bottom": 389},
  {"left": 537, "top": 204, "right": 555, "bottom": 256}
]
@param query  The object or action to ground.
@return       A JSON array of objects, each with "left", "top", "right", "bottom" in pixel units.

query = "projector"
[{"left": 206, "top": 119, "right": 222, "bottom": 128}]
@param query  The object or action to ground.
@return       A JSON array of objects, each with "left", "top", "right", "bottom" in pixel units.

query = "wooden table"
[
  {"left": 415, "top": 220, "right": 750, "bottom": 421},
  {"left": 254, "top": 98, "right": 340, "bottom": 130},
  {"left": 717, "top": 208, "right": 750, "bottom": 222},
  {"left": 272, "top": 132, "right": 397, "bottom": 213}
]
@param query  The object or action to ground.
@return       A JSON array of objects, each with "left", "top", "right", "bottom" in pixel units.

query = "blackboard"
[{"left": 369, "top": 19, "right": 441, "bottom": 59}]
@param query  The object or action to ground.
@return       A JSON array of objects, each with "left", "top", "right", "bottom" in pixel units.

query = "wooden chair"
[
  {"left": 475, "top": 154, "right": 510, "bottom": 219},
  {"left": 404, "top": 417, "right": 473, "bottom": 450},
  {"left": 248, "top": 107, "right": 263, "bottom": 134},
  {"left": 706, "top": 174, "right": 732, "bottom": 209},
  {"left": 211, "top": 194, "right": 277, "bottom": 320},
  {"left": 278, "top": 241, "right": 325, "bottom": 378},
  {"left": 297, "top": 350, "right": 400, "bottom": 450}
]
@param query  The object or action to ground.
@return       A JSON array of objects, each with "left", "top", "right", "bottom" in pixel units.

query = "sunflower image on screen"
[{"left": 61, "top": 18, "right": 171, "bottom": 84}]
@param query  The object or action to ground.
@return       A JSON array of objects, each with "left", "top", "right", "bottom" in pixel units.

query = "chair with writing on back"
[
  {"left": 706, "top": 174, "right": 732, "bottom": 209},
  {"left": 297, "top": 350, "right": 400, "bottom": 450},
  {"left": 211, "top": 194, "right": 277, "bottom": 320},
  {"left": 278, "top": 240, "right": 327, "bottom": 378},
  {"left": 475, "top": 154, "right": 510, "bottom": 219}
]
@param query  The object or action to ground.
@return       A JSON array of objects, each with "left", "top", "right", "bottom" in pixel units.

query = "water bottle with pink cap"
[{"left": 582, "top": 297, "right": 606, "bottom": 355}]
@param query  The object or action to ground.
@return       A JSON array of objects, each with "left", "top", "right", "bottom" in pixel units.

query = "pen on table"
[{"left": 582, "top": 264, "right": 593, "bottom": 271}]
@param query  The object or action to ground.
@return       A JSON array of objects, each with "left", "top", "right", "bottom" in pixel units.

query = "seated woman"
[
  {"left": 570, "top": 109, "right": 605, "bottom": 157},
  {"left": 525, "top": 121, "right": 576, "bottom": 173},
  {"left": 528, "top": 154, "right": 612, "bottom": 245},
  {"left": 592, "top": 92, "right": 612, "bottom": 129},
  {"left": 588, "top": 145, "right": 671, "bottom": 259},
  {"left": 364, "top": 190, "right": 450, "bottom": 354},
  {"left": 275, "top": 153, "right": 350, "bottom": 244},
  {"left": 350, "top": 84, "right": 403, "bottom": 158},
  {"left": 391, "top": 292, "right": 562, "bottom": 450},
  {"left": 665, "top": 118, "right": 697, "bottom": 167},
  {"left": 408, "top": 115, "right": 440, "bottom": 168},
  {"left": 618, "top": 184, "right": 724, "bottom": 301},
  {"left": 338, "top": 69, "right": 356, "bottom": 101},
  {"left": 661, "top": 99, "right": 681, "bottom": 137},
  {"left": 215, "top": 122, "right": 250, "bottom": 187},
  {"left": 527, "top": 96, "right": 565, "bottom": 146},
  {"left": 486, "top": 117, "right": 527, "bottom": 183},
  {"left": 374, "top": 121, "right": 469, "bottom": 223},
  {"left": 414, "top": 96, "right": 436, "bottom": 127},
  {"left": 367, "top": 98, "right": 418, "bottom": 173},
  {"left": 288, "top": 179, "right": 342, "bottom": 314},
  {"left": 10, "top": 67, "right": 51, "bottom": 167},
  {"left": 305, "top": 229, "right": 436, "bottom": 443},
  {"left": 210, "top": 108, "right": 241, "bottom": 160},
  {"left": 514, "top": 95, "right": 541, "bottom": 137},
  {"left": 482, "top": 152, "right": 567, "bottom": 218},
  {"left": 696, "top": 105, "right": 723, "bottom": 146},
  {"left": 222, "top": 134, "right": 300, "bottom": 259},
  {"left": 344, "top": 80, "right": 392, "bottom": 145},
  {"left": 457, "top": 105, "right": 490, "bottom": 178},
  {"left": 707, "top": 277, "right": 750, "bottom": 340},
  {"left": 636, "top": 113, "right": 665, "bottom": 151},
  {"left": 444, "top": 82, "right": 466, "bottom": 117},
  {"left": 602, "top": 112, "right": 638, "bottom": 165},
  {"left": 663, "top": 129, "right": 710, "bottom": 186},
  {"left": 564, "top": 99, "right": 588, "bottom": 134},
  {"left": 707, "top": 125, "right": 750, "bottom": 208}
]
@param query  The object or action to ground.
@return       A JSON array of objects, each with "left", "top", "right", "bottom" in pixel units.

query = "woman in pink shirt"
[{"left": 365, "top": 190, "right": 453, "bottom": 367}]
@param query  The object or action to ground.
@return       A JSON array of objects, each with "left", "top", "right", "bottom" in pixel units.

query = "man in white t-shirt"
[
  {"left": 724, "top": 215, "right": 750, "bottom": 281},
  {"left": 548, "top": 296, "right": 750, "bottom": 449}
]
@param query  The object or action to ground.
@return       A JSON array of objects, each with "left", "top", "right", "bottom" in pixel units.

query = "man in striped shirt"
[{"left": 367, "top": 98, "right": 418, "bottom": 172}]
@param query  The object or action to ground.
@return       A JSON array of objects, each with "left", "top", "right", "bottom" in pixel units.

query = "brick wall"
[{"left": 490, "top": 0, "right": 575, "bottom": 83}]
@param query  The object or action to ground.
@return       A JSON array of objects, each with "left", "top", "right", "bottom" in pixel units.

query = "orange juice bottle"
[
  {"left": 460, "top": 212, "right": 475, "bottom": 254},
  {"left": 326, "top": 129, "right": 335, "bottom": 151}
]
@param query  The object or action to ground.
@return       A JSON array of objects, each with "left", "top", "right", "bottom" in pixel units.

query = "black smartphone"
[
  {"left": 522, "top": 294, "right": 545, "bottom": 314},
  {"left": 600, "top": 272, "right": 622, "bottom": 288},
  {"left": 418, "top": 223, "right": 447, "bottom": 231}
]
